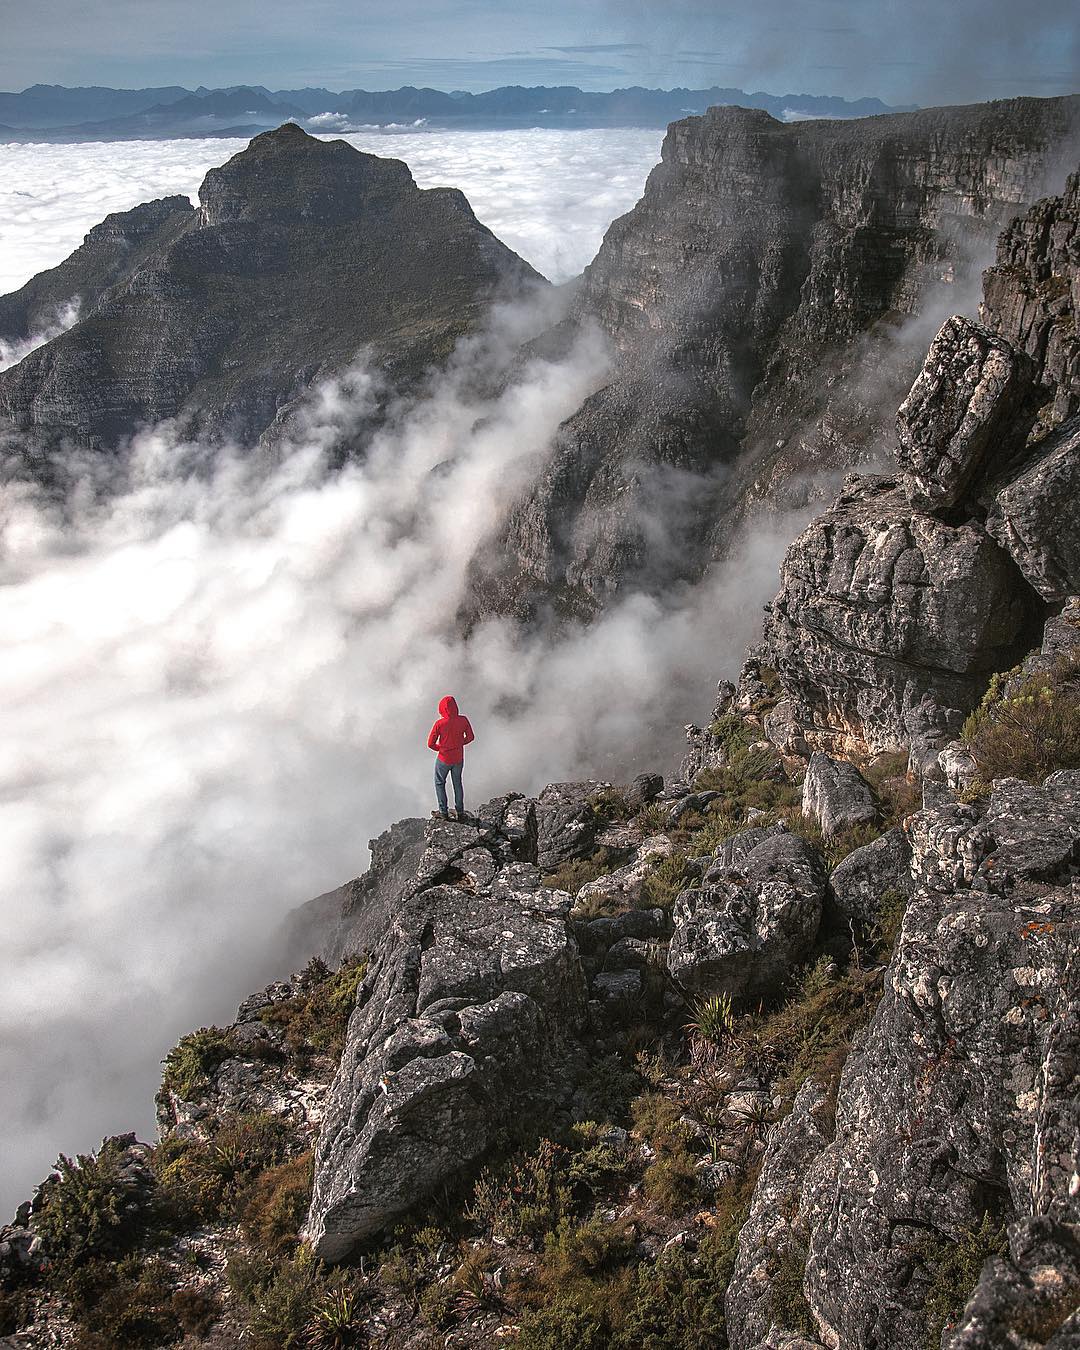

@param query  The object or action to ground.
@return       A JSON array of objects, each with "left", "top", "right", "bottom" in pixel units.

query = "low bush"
[
  {"left": 259, "top": 957, "right": 368, "bottom": 1062},
  {"left": 586, "top": 787, "right": 634, "bottom": 826},
  {"left": 158, "top": 1026, "right": 237, "bottom": 1103},
  {"left": 155, "top": 1111, "right": 293, "bottom": 1225},
  {"left": 240, "top": 1151, "right": 314, "bottom": 1254},
  {"left": 962, "top": 655, "right": 1080, "bottom": 786},
  {"left": 34, "top": 1140, "right": 152, "bottom": 1270},
  {"left": 920, "top": 1215, "right": 1007, "bottom": 1349},
  {"left": 65, "top": 1256, "right": 178, "bottom": 1349},
  {"left": 543, "top": 847, "right": 624, "bottom": 896}
]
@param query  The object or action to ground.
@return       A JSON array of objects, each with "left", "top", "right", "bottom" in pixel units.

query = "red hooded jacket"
[{"left": 427, "top": 695, "right": 475, "bottom": 765}]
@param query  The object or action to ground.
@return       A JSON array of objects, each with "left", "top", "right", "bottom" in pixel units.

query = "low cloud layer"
[
  {"left": 0, "top": 292, "right": 801, "bottom": 1215},
  {"left": 0, "top": 127, "right": 663, "bottom": 294}
]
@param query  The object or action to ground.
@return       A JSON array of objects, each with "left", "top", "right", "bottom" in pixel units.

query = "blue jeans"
[{"left": 434, "top": 759, "right": 464, "bottom": 815}]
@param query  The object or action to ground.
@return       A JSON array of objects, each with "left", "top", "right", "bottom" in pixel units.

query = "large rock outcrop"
[
  {"left": 752, "top": 166, "right": 1080, "bottom": 759},
  {"left": 727, "top": 771, "right": 1080, "bottom": 1350},
  {"left": 757, "top": 474, "right": 1039, "bottom": 753},
  {"left": 305, "top": 799, "right": 588, "bottom": 1260},
  {"left": 472, "top": 96, "right": 1080, "bottom": 619},
  {"left": 0, "top": 196, "right": 193, "bottom": 353},
  {"left": 0, "top": 123, "right": 540, "bottom": 452},
  {"left": 982, "top": 169, "right": 1080, "bottom": 429}
]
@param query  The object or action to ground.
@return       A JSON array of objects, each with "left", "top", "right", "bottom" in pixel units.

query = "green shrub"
[
  {"left": 516, "top": 1293, "right": 609, "bottom": 1350},
  {"left": 305, "top": 1272, "right": 368, "bottom": 1348},
  {"left": 469, "top": 1138, "right": 572, "bottom": 1244},
  {"left": 616, "top": 1165, "right": 758, "bottom": 1349},
  {"left": 920, "top": 1215, "right": 1007, "bottom": 1349},
  {"left": 962, "top": 655, "right": 1080, "bottom": 786},
  {"left": 631, "top": 1095, "right": 700, "bottom": 1214},
  {"left": 244, "top": 1249, "right": 321, "bottom": 1350},
  {"left": 66, "top": 1256, "right": 179, "bottom": 1348},
  {"left": 34, "top": 1140, "right": 152, "bottom": 1269},
  {"left": 155, "top": 1111, "right": 293, "bottom": 1224},
  {"left": 543, "top": 847, "right": 623, "bottom": 896},
  {"left": 259, "top": 957, "right": 368, "bottom": 1062},
  {"left": 159, "top": 1026, "right": 237, "bottom": 1103}
]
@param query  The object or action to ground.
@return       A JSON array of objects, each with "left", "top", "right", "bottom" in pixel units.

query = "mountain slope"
[
  {"left": 0, "top": 123, "right": 542, "bottom": 451},
  {"left": 471, "top": 95, "right": 1080, "bottom": 621}
]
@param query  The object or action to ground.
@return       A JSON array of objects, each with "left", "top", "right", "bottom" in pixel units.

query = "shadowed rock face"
[
  {"left": 0, "top": 123, "right": 541, "bottom": 452},
  {"left": 471, "top": 96, "right": 1080, "bottom": 620},
  {"left": 0, "top": 196, "right": 194, "bottom": 349}
]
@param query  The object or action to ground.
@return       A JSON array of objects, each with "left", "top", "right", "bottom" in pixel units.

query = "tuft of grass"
[
  {"left": 240, "top": 1152, "right": 314, "bottom": 1255},
  {"left": 639, "top": 853, "right": 694, "bottom": 911},
  {"left": 686, "top": 993, "right": 734, "bottom": 1048}
]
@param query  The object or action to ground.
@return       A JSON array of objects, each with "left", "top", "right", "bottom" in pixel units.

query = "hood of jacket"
[{"left": 438, "top": 695, "right": 458, "bottom": 718}]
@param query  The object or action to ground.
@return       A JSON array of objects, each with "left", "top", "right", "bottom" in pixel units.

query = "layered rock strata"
[
  {"left": 473, "top": 96, "right": 1080, "bottom": 619},
  {"left": 0, "top": 123, "right": 540, "bottom": 451}
]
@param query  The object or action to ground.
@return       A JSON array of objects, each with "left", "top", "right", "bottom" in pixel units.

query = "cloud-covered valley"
[{"left": 0, "top": 267, "right": 803, "bottom": 1214}]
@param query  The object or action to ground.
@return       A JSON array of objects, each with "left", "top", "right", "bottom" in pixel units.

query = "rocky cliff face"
[
  {"left": 472, "top": 96, "right": 1080, "bottom": 620},
  {"left": 0, "top": 195, "right": 193, "bottom": 351},
  {"left": 0, "top": 123, "right": 540, "bottom": 453},
  {"left": 750, "top": 171, "right": 1080, "bottom": 760}
]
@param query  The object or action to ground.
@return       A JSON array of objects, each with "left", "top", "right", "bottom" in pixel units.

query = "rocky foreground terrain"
[{"left": 2, "top": 148, "right": 1079, "bottom": 1349}]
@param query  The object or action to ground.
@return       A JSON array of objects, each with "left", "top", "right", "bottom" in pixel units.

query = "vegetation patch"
[
  {"left": 919, "top": 1215, "right": 1007, "bottom": 1349},
  {"left": 962, "top": 654, "right": 1080, "bottom": 786},
  {"left": 158, "top": 1026, "right": 238, "bottom": 1104},
  {"left": 258, "top": 956, "right": 369, "bottom": 1062},
  {"left": 543, "top": 846, "right": 625, "bottom": 896}
]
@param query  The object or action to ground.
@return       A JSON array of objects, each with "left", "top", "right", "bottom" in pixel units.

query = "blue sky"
[{"left": 1, "top": 0, "right": 1078, "bottom": 104}]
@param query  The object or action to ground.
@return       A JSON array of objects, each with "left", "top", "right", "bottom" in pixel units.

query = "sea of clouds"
[
  {"left": 0, "top": 130, "right": 806, "bottom": 1214},
  {"left": 0, "top": 126, "right": 665, "bottom": 294}
]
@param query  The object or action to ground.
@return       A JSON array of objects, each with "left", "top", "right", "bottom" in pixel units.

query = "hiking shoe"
[
  {"left": 454, "top": 809, "right": 470, "bottom": 823},
  {"left": 431, "top": 810, "right": 449, "bottom": 819}
]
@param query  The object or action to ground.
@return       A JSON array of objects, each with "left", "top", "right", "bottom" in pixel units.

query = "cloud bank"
[
  {"left": 0, "top": 289, "right": 803, "bottom": 1215},
  {"left": 0, "top": 127, "right": 663, "bottom": 294}
]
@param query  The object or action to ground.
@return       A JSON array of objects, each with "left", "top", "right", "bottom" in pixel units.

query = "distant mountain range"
[{"left": 0, "top": 81, "right": 913, "bottom": 140}]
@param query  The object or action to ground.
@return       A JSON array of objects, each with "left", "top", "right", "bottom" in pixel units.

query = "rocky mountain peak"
[{"left": 198, "top": 122, "right": 419, "bottom": 227}]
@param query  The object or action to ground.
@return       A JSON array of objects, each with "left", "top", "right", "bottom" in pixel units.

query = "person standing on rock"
[{"left": 427, "top": 695, "right": 475, "bottom": 821}]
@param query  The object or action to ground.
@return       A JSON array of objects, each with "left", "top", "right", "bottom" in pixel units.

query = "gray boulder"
[
  {"left": 793, "top": 771, "right": 1080, "bottom": 1349},
  {"left": 756, "top": 475, "right": 1037, "bottom": 754},
  {"left": 668, "top": 833, "right": 825, "bottom": 1001},
  {"left": 625, "top": 772, "right": 664, "bottom": 810},
  {"left": 533, "top": 781, "right": 608, "bottom": 869},
  {"left": 828, "top": 826, "right": 913, "bottom": 935},
  {"left": 306, "top": 814, "right": 586, "bottom": 1260},
  {"left": 802, "top": 752, "right": 879, "bottom": 839},
  {"left": 896, "top": 314, "right": 1032, "bottom": 511},
  {"left": 987, "top": 415, "right": 1080, "bottom": 602}
]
